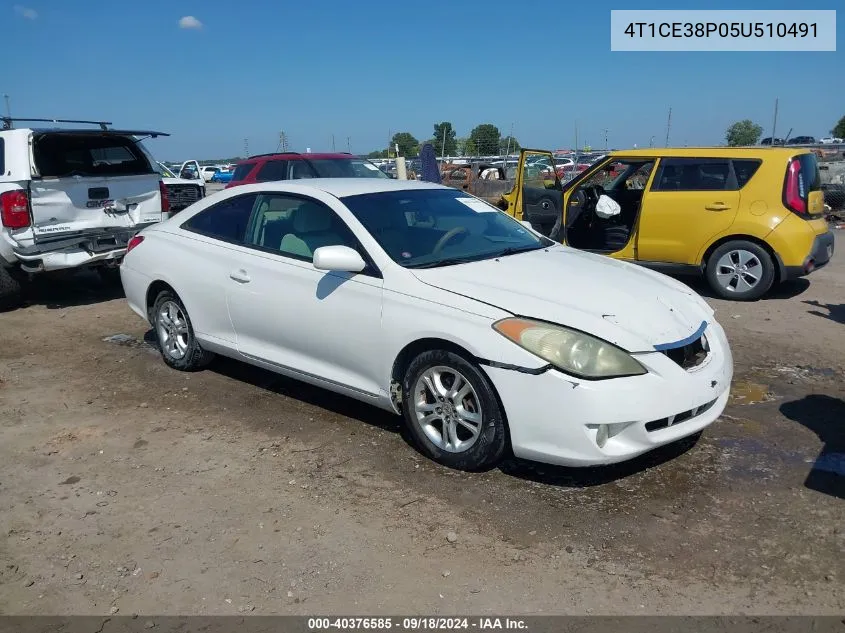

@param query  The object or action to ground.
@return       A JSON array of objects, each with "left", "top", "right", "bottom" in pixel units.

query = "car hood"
[{"left": 410, "top": 246, "right": 713, "bottom": 352}]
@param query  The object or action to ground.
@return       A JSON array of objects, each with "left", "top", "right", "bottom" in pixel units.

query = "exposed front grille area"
[
  {"left": 660, "top": 334, "right": 709, "bottom": 370},
  {"left": 645, "top": 397, "right": 718, "bottom": 432},
  {"left": 166, "top": 184, "right": 203, "bottom": 211}
]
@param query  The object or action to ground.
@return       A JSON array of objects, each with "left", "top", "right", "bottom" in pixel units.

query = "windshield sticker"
[
  {"left": 362, "top": 163, "right": 380, "bottom": 171},
  {"left": 456, "top": 197, "right": 498, "bottom": 213}
]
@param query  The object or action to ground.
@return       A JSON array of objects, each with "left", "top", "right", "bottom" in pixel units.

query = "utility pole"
[
  {"left": 771, "top": 97, "right": 779, "bottom": 144},
  {"left": 665, "top": 107, "right": 672, "bottom": 147},
  {"left": 277, "top": 131, "right": 289, "bottom": 153},
  {"left": 3, "top": 94, "right": 10, "bottom": 119},
  {"left": 243, "top": 138, "right": 249, "bottom": 158},
  {"left": 604, "top": 128, "right": 608, "bottom": 150},
  {"left": 331, "top": 134, "right": 336, "bottom": 152},
  {"left": 346, "top": 136, "right": 351, "bottom": 153},
  {"left": 574, "top": 120, "right": 579, "bottom": 159},
  {"left": 505, "top": 122, "right": 514, "bottom": 157},
  {"left": 441, "top": 125, "right": 447, "bottom": 158}
]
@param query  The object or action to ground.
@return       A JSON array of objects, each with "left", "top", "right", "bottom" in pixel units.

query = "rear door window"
[
  {"left": 0, "top": 138, "right": 4, "bottom": 175},
  {"left": 182, "top": 193, "right": 258, "bottom": 244},
  {"left": 256, "top": 160, "right": 288, "bottom": 181},
  {"left": 652, "top": 158, "right": 733, "bottom": 191},
  {"left": 33, "top": 133, "right": 154, "bottom": 177}
]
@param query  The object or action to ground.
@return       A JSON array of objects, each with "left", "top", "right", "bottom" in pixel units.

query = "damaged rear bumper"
[{"left": 11, "top": 227, "right": 146, "bottom": 272}]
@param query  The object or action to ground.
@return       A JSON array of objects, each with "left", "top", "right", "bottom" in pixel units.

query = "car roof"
[
  {"left": 239, "top": 152, "right": 363, "bottom": 163},
  {"left": 610, "top": 147, "right": 811, "bottom": 158},
  {"left": 232, "top": 178, "right": 449, "bottom": 197}
]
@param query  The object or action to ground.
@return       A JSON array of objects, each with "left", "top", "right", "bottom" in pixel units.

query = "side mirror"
[{"left": 312, "top": 245, "right": 367, "bottom": 273}]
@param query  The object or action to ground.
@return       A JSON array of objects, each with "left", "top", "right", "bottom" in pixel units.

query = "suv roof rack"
[{"left": 1, "top": 117, "right": 113, "bottom": 131}]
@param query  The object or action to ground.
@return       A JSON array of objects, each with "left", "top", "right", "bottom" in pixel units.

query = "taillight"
[
  {"left": 0, "top": 190, "right": 32, "bottom": 229},
  {"left": 784, "top": 158, "right": 807, "bottom": 215},
  {"left": 126, "top": 235, "right": 144, "bottom": 253},
  {"left": 159, "top": 180, "right": 171, "bottom": 213}
]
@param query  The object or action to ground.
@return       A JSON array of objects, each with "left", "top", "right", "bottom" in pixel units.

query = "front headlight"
[{"left": 493, "top": 318, "right": 647, "bottom": 379}]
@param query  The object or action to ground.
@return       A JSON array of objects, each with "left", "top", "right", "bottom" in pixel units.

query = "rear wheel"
[
  {"left": 151, "top": 290, "right": 214, "bottom": 371},
  {"left": 401, "top": 349, "right": 508, "bottom": 471},
  {"left": 0, "top": 267, "right": 23, "bottom": 310},
  {"left": 705, "top": 240, "right": 775, "bottom": 301}
]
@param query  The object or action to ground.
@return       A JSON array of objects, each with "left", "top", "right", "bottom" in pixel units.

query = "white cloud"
[
  {"left": 178, "top": 15, "right": 202, "bottom": 30},
  {"left": 14, "top": 5, "right": 38, "bottom": 19}
]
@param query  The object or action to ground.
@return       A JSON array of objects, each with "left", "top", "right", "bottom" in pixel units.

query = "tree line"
[
  {"left": 725, "top": 114, "right": 845, "bottom": 146},
  {"left": 367, "top": 122, "right": 521, "bottom": 159}
]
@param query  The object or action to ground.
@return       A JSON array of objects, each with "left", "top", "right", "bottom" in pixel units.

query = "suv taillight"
[
  {"left": 783, "top": 158, "right": 807, "bottom": 215},
  {"left": 126, "top": 235, "right": 144, "bottom": 253},
  {"left": 0, "top": 190, "right": 32, "bottom": 229},
  {"left": 159, "top": 180, "right": 171, "bottom": 213}
]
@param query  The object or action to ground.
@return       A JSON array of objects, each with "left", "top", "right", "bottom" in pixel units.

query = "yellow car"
[{"left": 503, "top": 148, "right": 834, "bottom": 300}]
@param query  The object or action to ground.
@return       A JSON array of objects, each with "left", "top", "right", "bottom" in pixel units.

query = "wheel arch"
[
  {"left": 389, "top": 336, "right": 513, "bottom": 457},
  {"left": 700, "top": 234, "right": 785, "bottom": 284},
  {"left": 145, "top": 279, "right": 178, "bottom": 321}
]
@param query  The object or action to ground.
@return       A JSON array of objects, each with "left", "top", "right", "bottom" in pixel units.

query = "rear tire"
[
  {"left": 151, "top": 290, "right": 214, "bottom": 371},
  {"left": 705, "top": 240, "right": 775, "bottom": 301},
  {"left": 0, "top": 267, "right": 24, "bottom": 310},
  {"left": 97, "top": 266, "right": 122, "bottom": 285},
  {"left": 401, "top": 349, "right": 508, "bottom": 471}
]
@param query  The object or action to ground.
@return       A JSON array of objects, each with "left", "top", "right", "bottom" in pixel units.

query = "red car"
[{"left": 225, "top": 152, "right": 388, "bottom": 188}]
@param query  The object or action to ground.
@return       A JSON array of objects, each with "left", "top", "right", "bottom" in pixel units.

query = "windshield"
[
  {"left": 309, "top": 158, "right": 389, "bottom": 178},
  {"left": 342, "top": 188, "right": 552, "bottom": 269}
]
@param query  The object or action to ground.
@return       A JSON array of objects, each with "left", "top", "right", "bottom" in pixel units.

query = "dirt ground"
[{"left": 0, "top": 231, "right": 843, "bottom": 616}]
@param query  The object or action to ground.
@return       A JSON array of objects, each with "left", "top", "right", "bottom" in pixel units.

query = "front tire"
[
  {"left": 401, "top": 349, "right": 508, "bottom": 471},
  {"left": 705, "top": 240, "right": 775, "bottom": 301},
  {"left": 151, "top": 290, "right": 214, "bottom": 371}
]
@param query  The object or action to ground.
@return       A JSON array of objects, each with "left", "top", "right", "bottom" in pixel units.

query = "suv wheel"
[
  {"left": 401, "top": 349, "right": 508, "bottom": 471},
  {"left": 0, "top": 267, "right": 24, "bottom": 309},
  {"left": 705, "top": 240, "right": 775, "bottom": 301}
]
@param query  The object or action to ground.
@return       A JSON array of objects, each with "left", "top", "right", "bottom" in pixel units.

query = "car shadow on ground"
[
  {"left": 159, "top": 345, "right": 702, "bottom": 487},
  {"left": 803, "top": 300, "right": 845, "bottom": 324},
  {"left": 681, "top": 276, "right": 811, "bottom": 301},
  {"left": 498, "top": 432, "right": 702, "bottom": 487},
  {"left": 17, "top": 270, "right": 124, "bottom": 310},
  {"left": 780, "top": 395, "right": 845, "bottom": 500}
]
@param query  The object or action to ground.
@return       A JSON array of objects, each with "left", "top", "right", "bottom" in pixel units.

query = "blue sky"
[{"left": 4, "top": 0, "right": 842, "bottom": 160}]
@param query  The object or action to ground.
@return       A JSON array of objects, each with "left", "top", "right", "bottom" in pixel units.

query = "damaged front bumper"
[{"left": 11, "top": 227, "right": 144, "bottom": 272}]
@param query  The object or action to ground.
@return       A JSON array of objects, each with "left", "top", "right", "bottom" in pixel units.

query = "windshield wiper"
[
  {"left": 405, "top": 256, "right": 481, "bottom": 269},
  {"left": 490, "top": 244, "right": 546, "bottom": 258}
]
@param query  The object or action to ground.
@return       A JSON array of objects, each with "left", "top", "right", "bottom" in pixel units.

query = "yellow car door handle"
[{"left": 705, "top": 203, "right": 730, "bottom": 211}]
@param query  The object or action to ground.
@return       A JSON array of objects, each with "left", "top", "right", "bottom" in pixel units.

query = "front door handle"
[
  {"left": 705, "top": 202, "right": 730, "bottom": 211},
  {"left": 229, "top": 269, "right": 251, "bottom": 283}
]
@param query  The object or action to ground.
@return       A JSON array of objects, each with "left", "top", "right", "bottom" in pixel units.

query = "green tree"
[
  {"left": 469, "top": 124, "right": 501, "bottom": 155},
  {"left": 391, "top": 132, "right": 419, "bottom": 157},
  {"left": 725, "top": 120, "right": 763, "bottom": 146},
  {"left": 499, "top": 135, "right": 520, "bottom": 154},
  {"left": 367, "top": 149, "right": 388, "bottom": 159},
  {"left": 832, "top": 115, "right": 845, "bottom": 139},
  {"left": 432, "top": 122, "right": 458, "bottom": 156}
]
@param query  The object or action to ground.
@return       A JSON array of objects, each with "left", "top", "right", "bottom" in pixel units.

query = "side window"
[
  {"left": 231, "top": 163, "right": 255, "bottom": 181},
  {"left": 243, "top": 194, "right": 359, "bottom": 261},
  {"left": 652, "top": 159, "right": 732, "bottom": 191},
  {"left": 289, "top": 161, "right": 318, "bottom": 179},
  {"left": 732, "top": 159, "right": 762, "bottom": 188},
  {"left": 255, "top": 160, "right": 288, "bottom": 182},
  {"left": 182, "top": 194, "right": 258, "bottom": 243}
]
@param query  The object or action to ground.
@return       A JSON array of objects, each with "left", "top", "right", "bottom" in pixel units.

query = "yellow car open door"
[{"left": 501, "top": 149, "right": 564, "bottom": 239}]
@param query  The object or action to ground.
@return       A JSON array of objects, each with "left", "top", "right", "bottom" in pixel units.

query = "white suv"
[{"left": 0, "top": 118, "right": 169, "bottom": 304}]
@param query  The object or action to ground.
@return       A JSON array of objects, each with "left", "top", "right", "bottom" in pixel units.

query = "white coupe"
[{"left": 120, "top": 179, "right": 733, "bottom": 470}]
